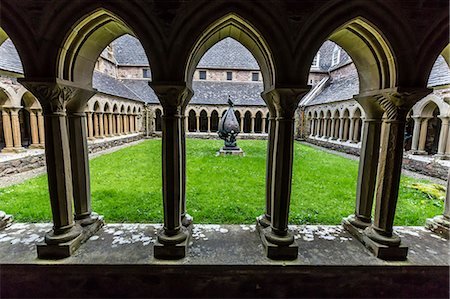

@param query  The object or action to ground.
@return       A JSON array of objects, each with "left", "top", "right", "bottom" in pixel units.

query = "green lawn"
[{"left": 0, "top": 139, "right": 444, "bottom": 225}]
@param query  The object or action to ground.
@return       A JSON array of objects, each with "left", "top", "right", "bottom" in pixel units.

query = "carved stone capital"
[
  {"left": 149, "top": 83, "right": 193, "bottom": 115},
  {"left": 261, "top": 87, "right": 310, "bottom": 118},
  {"left": 20, "top": 80, "right": 96, "bottom": 115},
  {"left": 377, "top": 88, "right": 431, "bottom": 120}
]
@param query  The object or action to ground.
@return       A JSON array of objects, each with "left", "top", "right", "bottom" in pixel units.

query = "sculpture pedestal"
[{"left": 216, "top": 146, "right": 244, "bottom": 157}]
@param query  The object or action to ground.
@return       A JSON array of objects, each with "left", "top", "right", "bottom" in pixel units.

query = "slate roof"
[
  {"left": 93, "top": 71, "right": 142, "bottom": 101},
  {"left": 305, "top": 72, "right": 359, "bottom": 106},
  {"left": 427, "top": 55, "right": 450, "bottom": 87},
  {"left": 0, "top": 39, "right": 23, "bottom": 74},
  {"left": 191, "top": 81, "right": 264, "bottom": 106},
  {"left": 121, "top": 79, "right": 159, "bottom": 103},
  {"left": 197, "top": 38, "right": 260, "bottom": 70},
  {"left": 111, "top": 35, "right": 149, "bottom": 66},
  {"left": 310, "top": 40, "right": 352, "bottom": 73}
]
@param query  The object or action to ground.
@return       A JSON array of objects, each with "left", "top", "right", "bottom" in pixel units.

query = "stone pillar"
[
  {"left": 150, "top": 83, "right": 193, "bottom": 259},
  {"left": 348, "top": 117, "right": 355, "bottom": 143},
  {"left": 418, "top": 118, "right": 429, "bottom": 152},
  {"left": 103, "top": 114, "right": 108, "bottom": 137},
  {"left": 437, "top": 116, "right": 449, "bottom": 156},
  {"left": 10, "top": 108, "right": 24, "bottom": 152},
  {"left": 93, "top": 113, "right": 99, "bottom": 138},
  {"left": 108, "top": 113, "right": 113, "bottom": 136},
  {"left": 343, "top": 95, "right": 384, "bottom": 235},
  {"left": 410, "top": 116, "right": 422, "bottom": 152},
  {"left": 20, "top": 81, "right": 86, "bottom": 258},
  {"left": 362, "top": 88, "right": 431, "bottom": 260},
  {"left": 86, "top": 112, "right": 94, "bottom": 140},
  {"left": 262, "top": 117, "right": 267, "bottom": 134},
  {"left": 251, "top": 116, "right": 255, "bottom": 133},
  {"left": 240, "top": 116, "right": 244, "bottom": 132},
  {"left": 37, "top": 110, "right": 45, "bottom": 147},
  {"left": 330, "top": 118, "right": 336, "bottom": 139},
  {"left": 185, "top": 116, "right": 189, "bottom": 132},
  {"left": 1, "top": 109, "right": 14, "bottom": 152},
  {"left": 338, "top": 117, "right": 344, "bottom": 141},
  {"left": 116, "top": 114, "right": 121, "bottom": 135},
  {"left": 135, "top": 114, "right": 139, "bottom": 132},
  {"left": 28, "top": 109, "right": 40, "bottom": 148},
  {"left": 67, "top": 110, "right": 100, "bottom": 227},
  {"left": 207, "top": 115, "right": 211, "bottom": 133},
  {"left": 342, "top": 118, "right": 349, "bottom": 141},
  {"left": 353, "top": 118, "right": 361, "bottom": 142},
  {"left": 257, "top": 87, "right": 310, "bottom": 260}
]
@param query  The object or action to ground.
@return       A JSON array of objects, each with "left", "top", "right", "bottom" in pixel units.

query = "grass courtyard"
[{"left": 0, "top": 139, "right": 444, "bottom": 225}]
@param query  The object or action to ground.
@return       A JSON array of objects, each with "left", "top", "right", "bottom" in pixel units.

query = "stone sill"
[{"left": 0, "top": 223, "right": 448, "bottom": 298}]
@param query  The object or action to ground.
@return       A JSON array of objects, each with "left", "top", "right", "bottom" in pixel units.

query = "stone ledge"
[{"left": 0, "top": 223, "right": 448, "bottom": 297}]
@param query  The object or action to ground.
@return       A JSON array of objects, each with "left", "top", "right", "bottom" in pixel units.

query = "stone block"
[
  {"left": 342, "top": 217, "right": 365, "bottom": 242},
  {"left": 362, "top": 234, "right": 408, "bottom": 261},
  {"left": 37, "top": 233, "right": 84, "bottom": 259},
  {"left": 154, "top": 236, "right": 190, "bottom": 260},
  {"left": 256, "top": 221, "right": 298, "bottom": 260}
]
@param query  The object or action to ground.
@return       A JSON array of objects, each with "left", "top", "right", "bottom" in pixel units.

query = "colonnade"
[
  {"left": 409, "top": 115, "right": 450, "bottom": 157},
  {"left": 309, "top": 113, "right": 362, "bottom": 143},
  {"left": 1, "top": 107, "right": 45, "bottom": 152},
  {"left": 86, "top": 111, "right": 140, "bottom": 140}
]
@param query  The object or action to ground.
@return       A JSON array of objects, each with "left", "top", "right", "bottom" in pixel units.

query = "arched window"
[
  {"left": 211, "top": 110, "right": 219, "bottom": 132},
  {"left": 188, "top": 110, "right": 197, "bottom": 132},
  {"left": 200, "top": 110, "right": 208, "bottom": 132},
  {"left": 243, "top": 111, "right": 252, "bottom": 133},
  {"left": 255, "top": 111, "right": 263, "bottom": 133}
]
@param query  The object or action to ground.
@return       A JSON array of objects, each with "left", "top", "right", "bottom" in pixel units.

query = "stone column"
[
  {"left": 258, "top": 87, "right": 310, "bottom": 260},
  {"left": 251, "top": 116, "right": 255, "bottom": 133},
  {"left": 362, "top": 88, "right": 431, "bottom": 260},
  {"left": 353, "top": 118, "right": 361, "bottom": 142},
  {"left": 437, "top": 116, "right": 449, "bottom": 156},
  {"left": 1, "top": 109, "right": 14, "bottom": 152},
  {"left": 86, "top": 112, "right": 94, "bottom": 140},
  {"left": 348, "top": 117, "right": 355, "bottom": 143},
  {"left": 338, "top": 117, "right": 344, "bottom": 141},
  {"left": 10, "top": 108, "right": 24, "bottom": 152},
  {"left": 28, "top": 109, "right": 40, "bottom": 148},
  {"left": 116, "top": 114, "right": 121, "bottom": 135},
  {"left": 185, "top": 116, "right": 189, "bottom": 132},
  {"left": 262, "top": 117, "right": 267, "bottom": 134},
  {"left": 67, "top": 110, "right": 100, "bottom": 227},
  {"left": 103, "top": 114, "right": 109, "bottom": 137},
  {"left": 150, "top": 83, "right": 193, "bottom": 259},
  {"left": 343, "top": 95, "right": 384, "bottom": 234},
  {"left": 258, "top": 108, "right": 276, "bottom": 229},
  {"left": 240, "top": 116, "right": 244, "bottom": 132},
  {"left": 330, "top": 118, "right": 336, "bottom": 139},
  {"left": 135, "top": 114, "right": 139, "bottom": 132},
  {"left": 108, "top": 113, "right": 113, "bottom": 136},
  {"left": 37, "top": 110, "right": 45, "bottom": 147},
  {"left": 410, "top": 116, "right": 422, "bottom": 152},
  {"left": 207, "top": 115, "right": 211, "bottom": 133},
  {"left": 20, "top": 81, "right": 85, "bottom": 258},
  {"left": 343, "top": 118, "right": 350, "bottom": 141},
  {"left": 418, "top": 117, "right": 429, "bottom": 153},
  {"left": 93, "top": 113, "right": 99, "bottom": 138}
]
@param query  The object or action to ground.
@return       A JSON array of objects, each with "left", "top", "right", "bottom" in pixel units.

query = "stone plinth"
[
  {"left": 216, "top": 147, "right": 245, "bottom": 157},
  {"left": 0, "top": 212, "right": 13, "bottom": 229},
  {"left": 256, "top": 220, "right": 298, "bottom": 260}
]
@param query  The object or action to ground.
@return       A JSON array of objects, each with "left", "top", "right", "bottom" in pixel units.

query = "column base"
[
  {"left": 13, "top": 147, "right": 26, "bottom": 153},
  {"left": 342, "top": 215, "right": 371, "bottom": 243},
  {"left": 434, "top": 154, "right": 450, "bottom": 160},
  {"left": 0, "top": 211, "right": 13, "bottom": 229},
  {"left": 256, "top": 214, "right": 271, "bottom": 228},
  {"left": 216, "top": 147, "right": 245, "bottom": 157},
  {"left": 426, "top": 216, "right": 449, "bottom": 239},
  {"left": 256, "top": 221, "right": 298, "bottom": 260},
  {"left": 154, "top": 227, "right": 190, "bottom": 260},
  {"left": 1, "top": 147, "right": 15, "bottom": 153},
  {"left": 37, "top": 225, "right": 83, "bottom": 259},
  {"left": 28, "top": 144, "right": 42, "bottom": 149},
  {"left": 361, "top": 227, "right": 408, "bottom": 261},
  {"left": 76, "top": 213, "right": 105, "bottom": 243}
]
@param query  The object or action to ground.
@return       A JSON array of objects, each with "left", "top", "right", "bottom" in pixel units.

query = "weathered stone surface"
[{"left": 0, "top": 223, "right": 448, "bottom": 298}]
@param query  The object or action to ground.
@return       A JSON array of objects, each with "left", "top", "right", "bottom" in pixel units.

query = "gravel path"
[
  {"left": 0, "top": 139, "right": 146, "bottom": 188},
  {"left": 300, "top": 141, "right": 447, "bottom": 186}
]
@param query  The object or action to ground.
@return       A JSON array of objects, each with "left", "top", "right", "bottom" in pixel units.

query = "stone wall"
[
  {"left": 0, "top": 134, "right": 145, "bottom": 177},
  {"left": 193, "top": 69, "right": 262, "bottom": 82},
  {"left": 304, "top": 137, "right": 449, "bottom": 180}
]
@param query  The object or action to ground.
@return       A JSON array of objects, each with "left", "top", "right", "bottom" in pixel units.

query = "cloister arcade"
[
  {"left": 0, "top": 2, "right": 447, "bottom": 288},
  {"left": 306, "top": 106, "right": 364, "bottom": 144},
  {"left": 152, "top": 106, "right": 270, "bottom": 134}
]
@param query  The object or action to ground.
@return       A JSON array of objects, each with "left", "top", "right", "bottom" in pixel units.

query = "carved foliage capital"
[
  {"left": 262, "top": 87, "right": 310, "bottom": 118},
  {"left": 150, "top": 84, "right": 193, "bottom": 115},
  {"left": 377, "top": 88, "right": 431, "bottom": 121},
  {"left": 21, "top": 82, "right": 76, "bottom": 114}
]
